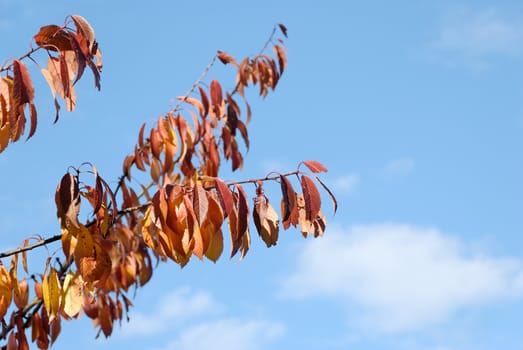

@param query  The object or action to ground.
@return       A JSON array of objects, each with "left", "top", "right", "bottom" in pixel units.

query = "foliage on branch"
[{"left": 0, "top": 16, "right": 335, "bottom": 349}]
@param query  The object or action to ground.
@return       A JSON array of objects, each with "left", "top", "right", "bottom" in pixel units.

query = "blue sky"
[{"left": 1, "top": 1, "right": 523, "bottom": 349}]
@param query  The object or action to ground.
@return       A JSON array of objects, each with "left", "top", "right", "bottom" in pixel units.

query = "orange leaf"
[
  {"left": 0, "top": 265, "right": 12, "bottom": 320},
  {"left": 205, "top": 228, "right": 223, "bottom": 263},
  {"left": 192, "top": 184, "right": 209, "bottom": 225},
  {"left": 302, "top": 160, "right": 328, "bottom": 173}
]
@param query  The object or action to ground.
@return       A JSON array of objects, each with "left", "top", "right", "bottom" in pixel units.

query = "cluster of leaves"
[
  {"left": 0, "top": 17, "right": 336, "bottom": 349},
  {"left": 0, "top": 15, "right": 102, "bottom": 153}
]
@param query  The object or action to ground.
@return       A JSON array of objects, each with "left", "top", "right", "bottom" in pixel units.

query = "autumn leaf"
[
  {"left": 301, "top": 175, "right": 321, "bottom": 221},
  {"left": 0, "top": 265, "right": 12, "bottom": 320},
  {"left": 42, "top": 268, "right": 61, "bottom": 321},
  {"left": 62, "top": 272, "right": 84, "bottom": 318},
  {"left": 253, "top": 199, "right": 279, "bottom": 247},
  {"left": 217, "top": 50, "right": 239, "bottom": 67},
  {"left": 302, "top": 160, "right": 328, "bottom": 173},
  {"left": 55, "top": 173, "right": 81, "bottom": 228}
]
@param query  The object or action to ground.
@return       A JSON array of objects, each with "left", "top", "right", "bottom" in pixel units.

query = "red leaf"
[
  {"left": 280, "top": 175, "right": 296, "bottom": 223},
  {"left": 210, "top": 80, "right": 223, "bottom": 107},
  {"left": 236, "top": 184, "right": 249, "bottom": 240},
  {"left": 217, "top": 50, "right": 239, "bottom": 67},
  {"left": 301, "top": 175, "right": 321, "bottom": 221},
  {"left": 27, "top": 102, "right": 37, "bottom": 140},
  {"left": 214, "top": 178, "right": 233, "bottom": 217},
  {"left": 302, "top": 160, "right": 328, "bottom": 173},
  {"left": 199, "top": 86, "right": 209, "bottom": 117},
  {"left": 12, "top": 60, "right": 34, "bottom": 105},
  {"left": 192, "top": 184, "right": 209, "bottom": 225}
]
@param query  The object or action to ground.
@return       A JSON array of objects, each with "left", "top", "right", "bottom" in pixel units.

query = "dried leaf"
[
  {"left": 210, "top": 80, "right": 223, "bottom": 107},
  {"left": 253, "top": 199, "right": 279, "bottom": 247},
  {"left": 278, "top": 23, "right": 288, "bottom": 37},
  {"left": 13, "top": 59, "right": 34, "bottom": 104},
  {"left": 217, "top": 50, "right": 239, "bottom": 66},
  {"left": 302, "top": 160, "right": 328, "bottom": 173},
  {"left": 62, "top": 272, "right": 84, "bottom": 318},
  {"left": 71, "top": 15, "right": 95, "bottom": 51},
  {"left": 0, "top": 123, "right": 9, "bottom": 153},
  {"left": 236, "top": 184, "right": 249, "bottom": 241},
  {"left": 205, "top": 228, "right": 223, "bottom": 262},
  {"left": 55, "top": 173, "right": 81, "bottom": 228},
  {"left": 42, "top": 268, "right": 61, "bottom": 321},
  {"left": 280, "top": 175, "right": 296, "bottom": 224},
  {"left": 301, "top": 175, "right": 321, "bottom": 221},
  {"left": 33, "top": 25, "right": 72, "bottom": 51},
  {"left": 214, "top": 178, "right": 233, "bottom": 217},
  {"left": 0, "top": 265, "right": 12, "bottom": 320},
  {"left": 314, "top": 175, "right": 338, "bottom": 214}
]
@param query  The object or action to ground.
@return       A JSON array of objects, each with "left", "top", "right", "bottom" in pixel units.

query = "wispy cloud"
[
  {"left": 149, "top": 318, "right": 285, "bottom": 350},
  {"left": 381, "top": 157, "right": 415, "bottom": 178},
  {"left": 427, "top": 8, "right": 523, "bottom": 68},
  {"left": 121, "top": 287, "right": 284, "bottom": 350},
  {"left": 281, "top": 224, "right": 523, "bottom": 333},
  {"left": 332, "top": 173, "right": 360, "bottom": 195},
  {"left": 121, "top": 287, "right": 223, "bottom": 337}
]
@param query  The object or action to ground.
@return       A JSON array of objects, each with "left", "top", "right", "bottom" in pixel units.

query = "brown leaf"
[
  {"left": 273, "top": 44, "right": 287, "bottom": 75},
  {"left": 253, "top": 198, "right": 279, "bottom": 247},
  {"left": 12, "top": 60, "right": 34, "bottom": 105},
  {"left": 55, "top": 173, "right": 81, "bottom": 228},
  {"left": 192, "top": 184, "right": 209, "bottom": 225},
  {"left": 27, "top": 102, "right": 37, "bottom": 140},
  {"left": 278, "top": 23, "right": 288, "bottom": 37},
  {"left": 214, "top": 178, "right": 233, "bottom": 217},
  {"left": 217, "top": 50, "right": 239, "bottom": 66},
  {"left": 236, "top": 120, "right": 249, "bottom": 150},
  {"left": 301, "top": 175, "right": 321, "bottom": 221},
  {"left": 236, "top": 184, "right": 249, "bottom": 241},
  {"left": 198, "top": 86, "right": 210, "bottom": 117},
  {"left": 210, "top": 80, "right": 223, "bottom": 107},
  {"left": 302, "top": 160, "right": 328, "bottom": 173},
  {"left": 314, "top": 175, "right": 338, "bottom": 214},
  {"left": 71, "top": 15, "right": 96, "bottom": 52},
  {"left": 150, "top": 128, "right": 162, "bottom": 160},
  {"left": 33, "top": 25, "right": 72, "bottom": 51},
  {"left": 280, "top": 175, "right": 296, "bottom": 224}
]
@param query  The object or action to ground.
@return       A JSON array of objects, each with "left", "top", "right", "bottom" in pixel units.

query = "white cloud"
[
  {"left": 382, "top": 157, "right": 415, "bottom": 177},
  {"left": 281, "top": 224, "right": 523, "bottom": 333},
  {"left": 150, "top": 318, "right": 285, "bottom": 350},
  {"left": 332, "top": 174, "right": 360, "bottom": 194},
  {"left": 121, "top": 287, "right": 223, "bottom": 337},
  {"left": 428, "top": 8, "right": 523, "bottom": 68}
]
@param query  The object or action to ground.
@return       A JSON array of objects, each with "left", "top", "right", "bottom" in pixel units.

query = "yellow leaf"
[{"left": 43, "top": 268, "right": 61, "bottom": 321}]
